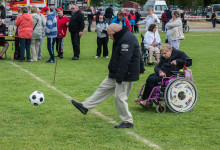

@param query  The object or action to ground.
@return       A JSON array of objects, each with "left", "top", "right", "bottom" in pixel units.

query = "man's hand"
[
  {"left": 171, "top": 60, "right": 177, "bottom": 65},
  {"left": 100, "top": 30, "right": 103, "bottom": 33},
  {"left": 155, "top": 19, "right": 158, "bottom": 22},
  {"left": 159, "top": 72, "right": 166, "bottom": 77},
  {"left": 79, "top": 31, "right": 83, "bottom": 37},
  {"left": 66, "top": 22, "right": 69, "bottom": 26}
]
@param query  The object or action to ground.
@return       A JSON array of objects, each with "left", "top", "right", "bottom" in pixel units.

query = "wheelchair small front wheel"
[{"left": 156, "top": 104, "right": 166, "bottom": 113}]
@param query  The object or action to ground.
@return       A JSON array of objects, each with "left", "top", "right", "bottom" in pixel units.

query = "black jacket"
[
  {"left": 87, "top": 9, "right": 93, "bottom": 21},
  {"left": 154, "top": 48, "right": 192, "bottom": 77},
  {"left": 135, "top": 12, "right": 141, "bottom": 22},
  {"left": 69, "top": 10, "right": 85, "bottom": 33},
  {"left": 1, "top": 8, "right": 6, "bottom": 19},
  {"left": 108, "top": 27, "right": 145, "bottom": 83},
  {"left": 104, "top": 7, "right": 114, "bottom": 19},
  {"left": 0, "top": 23, "right": 6, "bottom": 41}
]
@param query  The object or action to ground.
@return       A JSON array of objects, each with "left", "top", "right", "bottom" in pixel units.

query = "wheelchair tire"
[
  {"left": 164, "top": 77, "right": 198, "bottom": 113},
  {"left": 156, "top": 104, "right": 166, "bottom": 113},
  {"left": 183, "top": 25, "right": 189, "bottom": 33}
]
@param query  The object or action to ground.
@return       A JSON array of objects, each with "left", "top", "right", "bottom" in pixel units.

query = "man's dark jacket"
[
  {"left": 154, "top": 48, "right": 192, "bottom": 77},
  {"left": 87, "top": 9, "right": 93, "bottom": 21},
  {"left": 104, "top": 7, "right": 114, "bottom": 19},
  {"left": 69, "top": 10, "right": 85, "bottom": 33},
  {"left": 108, "top": 27, "right": 145, "bottom": 83}
]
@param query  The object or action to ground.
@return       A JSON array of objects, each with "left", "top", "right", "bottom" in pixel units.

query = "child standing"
[
  {"left": 43, "top": 6, "right": 57, "bottom": 63},
  {"left": 95, "top": 15, "right": 108, "bottom": 58}
]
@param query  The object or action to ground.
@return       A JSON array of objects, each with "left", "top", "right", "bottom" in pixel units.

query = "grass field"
[{"left": 1, "top": 31, "right": 220, "bottom": 150}]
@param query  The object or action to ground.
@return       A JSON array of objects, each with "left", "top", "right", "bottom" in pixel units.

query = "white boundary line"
[{"left": 8, "top": 61, "right": 162, "bottom": 150}]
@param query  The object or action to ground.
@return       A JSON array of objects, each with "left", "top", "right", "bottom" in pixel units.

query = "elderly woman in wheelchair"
[
  {"left": 135, "top": 44, "right": 198, "bottom": 113},
  {"left": 143, "top": 24, "right": 161, "bottom": 65}
]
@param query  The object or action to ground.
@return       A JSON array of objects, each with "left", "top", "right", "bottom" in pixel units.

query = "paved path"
[{"left": 87, "top": 21, "right": 220, "bottom": 32}]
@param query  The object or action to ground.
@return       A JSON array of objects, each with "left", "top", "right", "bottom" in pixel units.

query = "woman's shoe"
[
  {"left": 135, "top": 98, "right": 143, "bottom": 104},
  {"left": 140, "top": 100, "right": 153, "bottom": 108}
]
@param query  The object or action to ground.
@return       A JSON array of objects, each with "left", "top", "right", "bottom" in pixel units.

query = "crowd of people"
[{"left": 0, "top": 5, "right": 84, "bottom": 61}]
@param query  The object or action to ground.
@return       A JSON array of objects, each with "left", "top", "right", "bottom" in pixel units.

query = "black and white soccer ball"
[{"left": 29, "top": 91, "right": 44, "bottom": 106}]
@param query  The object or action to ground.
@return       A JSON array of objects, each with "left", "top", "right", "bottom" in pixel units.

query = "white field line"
[{"left": 8, "top": 61, "right": 162, "bottom": 150}]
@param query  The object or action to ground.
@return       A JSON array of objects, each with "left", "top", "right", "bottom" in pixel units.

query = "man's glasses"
[{"left": 71, "top": 8, "right": 74, "bottom": 10}]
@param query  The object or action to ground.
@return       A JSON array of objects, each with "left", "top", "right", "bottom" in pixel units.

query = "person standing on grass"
[
  {"left": 37, "top": 8, "right": 46, "bottom": 60},
  {"left": 11, "top": 8, "right": 22, "bottom": 60},
  {"left": 94, "top": 15, "right": 108, "bottom": 59},
  {"left": 71, "top": 23, "right": 145, "bottom": 128},
  {"left": 30, "top": 6, "right": 42, "bottom": 62},
  {"left": 0, "top": 18, "right": 9, "bottom": 60},
  {"left": 134, "top": 9, "right": 141, "bottom": 33},
  {"left": 15, "top": 6, "right": 33, "bottom": 62},
  {"left": 56, "top": 7, "right": 69, "bottom": 59},
  {"left": 161, "top": 10, "right": 167, "bottom": 32},
  {"left": 104, "top": 4, "right": 114, "bottom": 25},
  {"left": 165, "top": 10, "right": 184, "bottom": 49},
  {"left": 138, "top": 7, "right": 160, "bottom": 32},
  {"left": 128, "top": 10, "right": 135, "bottom": 32},
  {"left": 87, "top": 6, "right": 93, "bottom": 32},
  {"left": 43, "top": 6, "right": 57, "bottom": 63},
  {"left": 210, "top": 11, "right": 218, "bottom": 28},
  {"left": 112, "top": 10, "right": 132, "bottom": 31},
  {"left": 166, "top": 7, "right": 172, "bottom": 23},
  {"left": 68, "top": 4, "right": 84, "bottom": 60}
]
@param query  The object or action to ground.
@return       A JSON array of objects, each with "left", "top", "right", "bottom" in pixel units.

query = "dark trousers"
[
  {"left": 142, "top": 73, "right": 162, "bottom": 100},
  {"left": 96, "top": 36, "right": 108, "bottom": 57},
  {"left": 14, "top": 37, "right": 20, "bottom": 59},
  {"left": 88, "top": 20, "right": 92, "bottom": 32},
  {"left": 19, "top": 38, "right": 31, "bottom": 61},
  {"left": 47, "top": 37, "right": 56, "bottom": 61},
  {"left": 71, "top": 32, "right": 80, "bottom": 58},
  {"left": 56, "top": 38, "right": 64, "bottom": 55},
  {"left": 212, "top": 20, "right": 216, "bottom": 28},
  {"left": 162, "top": 21, "right": 166, "bottom": 32},
  {"left": 134, "top": 24, "right": 139, "bottom": 33}
]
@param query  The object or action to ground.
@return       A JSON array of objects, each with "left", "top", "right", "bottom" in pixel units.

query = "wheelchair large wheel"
[{"left": 164, "top": 78, "right": 198, "bottom": 113}]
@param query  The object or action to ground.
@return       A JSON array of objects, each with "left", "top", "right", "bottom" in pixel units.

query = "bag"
[
  {"left": 165, "top": 38, "right": 168, "bottom": 43},
  {"left": 183, "top": 65, "right": 193, "bottom": 82},
  {"left": 33, "top": 19, "right": 39, "bottom": 31}
]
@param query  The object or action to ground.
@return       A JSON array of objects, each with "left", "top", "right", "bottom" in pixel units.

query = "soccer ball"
[{"left": 29, "top": 91, "right": 44, "bottom": 106}]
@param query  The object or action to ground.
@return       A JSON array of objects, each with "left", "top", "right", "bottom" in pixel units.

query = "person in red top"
[
  {"left": 15, "top": 7, "right": 33, "bottom": 62},
  {"left": 112, "top": 10, "right": 132, "bottom": 31},
  {"left": 56, "top": 7, "right": 69, "bottom": 58},
  {"left": 161, "top": 10, "right": 167, "bottom": 32},
  {"left": 128, "top": 10, "right": 136, "bottom": 32}
]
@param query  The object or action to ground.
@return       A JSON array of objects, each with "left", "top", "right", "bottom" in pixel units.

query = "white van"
[{"left": 141, "top": 0, "right": 167, "bottom": 19}]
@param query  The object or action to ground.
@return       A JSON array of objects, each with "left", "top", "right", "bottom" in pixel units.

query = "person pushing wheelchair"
[{"left": 135, "top": 44, "right": 192, "bottom": 108}]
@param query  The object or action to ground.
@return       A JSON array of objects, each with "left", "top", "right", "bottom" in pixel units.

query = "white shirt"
[
  {"left": 138, "top": 14, "right": 160, "bottom": 31},
  {"left": 143, "top": 31, "right": 161, "bottom": 47}
]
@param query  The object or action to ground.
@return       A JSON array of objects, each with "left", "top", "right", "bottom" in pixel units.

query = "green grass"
[{"left": 0, "top": 31, "right": 220, "bottom": 149}]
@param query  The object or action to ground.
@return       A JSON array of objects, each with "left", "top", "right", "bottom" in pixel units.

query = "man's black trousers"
[{"left": 71, "top": 32, "right": 80, "bottom": 58}]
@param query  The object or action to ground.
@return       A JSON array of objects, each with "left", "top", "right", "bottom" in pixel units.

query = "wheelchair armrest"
[{"left": 171, "top": 71, "right": 185, "bottom": 75}]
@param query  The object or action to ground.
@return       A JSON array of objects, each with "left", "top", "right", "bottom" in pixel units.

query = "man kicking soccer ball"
[{"left": 71, "top": 23, "right": 145, "bottom": 128}]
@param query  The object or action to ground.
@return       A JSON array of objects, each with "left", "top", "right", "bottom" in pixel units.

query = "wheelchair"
[
  {"left": 136, "top": 70, "right": 198, "bottom": 113},
  {"left": 183, "top": 20, "right": 189, "bottom": 33},
  {"left": 140, "top": 34, "right": 159, "bottom": 66}
]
